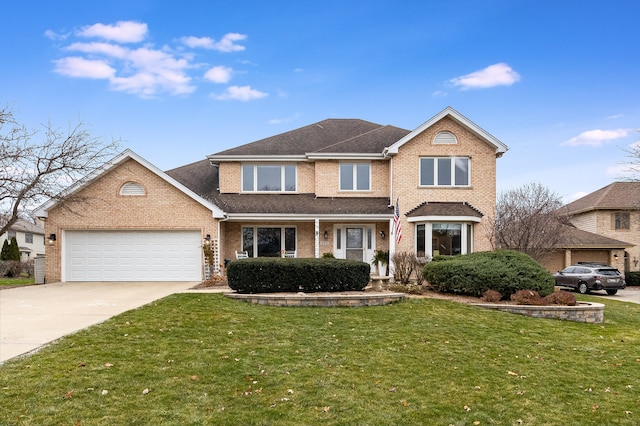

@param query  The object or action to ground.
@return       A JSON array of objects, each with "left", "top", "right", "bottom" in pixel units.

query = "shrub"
[
  {"left": 482, "top": 289, "right": 502, "bottom": 303},
  {"left": 392, "top": 251, "right": 415, "bottom": 284},
  {"left": 388, "top": 283, "right": 425, "bottom": 295},
  {"left": 510, "top": 290, "right": 545, "bottom": 305},
  {"left": 423, "top": 250, "right": 555, "bottom": 298},
  {"left": 544, "top": 290, "right": 577, "bottom": 306},
  {"left": 626, "top": 271, "right": 640, "bottom": 287},
  {"left": 227, "top": 257, "right": 369, "bottom": 294}
]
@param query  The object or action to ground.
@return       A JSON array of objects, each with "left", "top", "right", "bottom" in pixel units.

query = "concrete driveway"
[{"left": 0, "top": 281, "right": 202, "bottom": 363}]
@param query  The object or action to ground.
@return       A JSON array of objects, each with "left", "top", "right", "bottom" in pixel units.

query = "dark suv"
[{"left": 553, "top": 262, "right": 626, "bottom": 295}]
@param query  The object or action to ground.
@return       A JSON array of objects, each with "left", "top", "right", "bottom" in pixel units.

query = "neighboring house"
[
  {"left": 541, "top": 223, "right": 632, "bottom": 273},
  {"left": 0, "top": 218, "right": 45, "bottom": 261},
  {"left": 36, "top": 107, "right": 508, "bottom": 282},
  {"left": 558, "top": 182, "right": 640, "bottom": 273}
]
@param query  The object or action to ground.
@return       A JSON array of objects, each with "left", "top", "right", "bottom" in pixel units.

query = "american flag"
[{"left": 393, "top": 197, "right": 402, "bottom": 243}]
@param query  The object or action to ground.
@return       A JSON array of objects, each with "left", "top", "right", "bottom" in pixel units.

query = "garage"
[{"left": 64, "top": 230, "right": 202, "bottom": 282}]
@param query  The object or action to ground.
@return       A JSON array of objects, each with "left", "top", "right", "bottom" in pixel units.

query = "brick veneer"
[{"left": 45, "top": 159, "right": 218, "bottom": 282}]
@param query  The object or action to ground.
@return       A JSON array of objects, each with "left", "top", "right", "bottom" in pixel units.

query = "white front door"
[{"left": 334, "top": 225, "right": 374, "bottom": 265}]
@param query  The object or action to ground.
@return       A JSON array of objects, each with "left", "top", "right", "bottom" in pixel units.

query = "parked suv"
[{"left": 553, "top": 262, "right": 626, "bottom": 295}]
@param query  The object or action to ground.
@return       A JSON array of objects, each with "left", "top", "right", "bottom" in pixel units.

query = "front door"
[{"left": 345, "top": 227, "right": 364, "bottom": 261}]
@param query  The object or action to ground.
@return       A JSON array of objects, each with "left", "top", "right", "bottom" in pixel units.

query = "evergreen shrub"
[
  {"left": 423, "top": 250, "right": 555, "bottom": 298},
  {"left": 626, "top": 271, "right": 640, "bottom": 287},
  {"left": 227, "top": 257, "right": 370, "bottom": 294}
]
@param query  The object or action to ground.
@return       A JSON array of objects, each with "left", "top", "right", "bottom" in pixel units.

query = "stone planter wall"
[
  {"left": 475, "top": 302, "right": 604, "bottom": 323},
  {"left": 225, "top": 292, "right": 405, "bottom": 307}
]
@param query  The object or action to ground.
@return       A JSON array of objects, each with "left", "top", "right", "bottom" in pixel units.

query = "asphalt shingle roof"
[
  {"left": 406, "top": 201, "right": 484, "bottom": 218},
  {"left": 563, "top": 182, "right": 640, "bottom": 214}
]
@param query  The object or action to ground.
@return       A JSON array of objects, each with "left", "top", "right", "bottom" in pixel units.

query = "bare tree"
[
  {"left": 0, "top": 104, "right": 118, "bottom": 236},
  {"left": 620, "top": 130, "right": 640, "bottom": 181},
  {"left": 488, "top": 182, "right": 567, "bottom": 262}
]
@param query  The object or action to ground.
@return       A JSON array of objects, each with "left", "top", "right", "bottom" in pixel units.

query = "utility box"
[{"left": 34, "top": 255, "right": 45, "bottom": 284}]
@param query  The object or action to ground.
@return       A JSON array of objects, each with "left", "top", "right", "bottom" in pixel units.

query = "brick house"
[
  {"left": 36, "top": 107, "right": 508, "bottom": 282},
  {"left": 555, "top": 182, "right": 640, "bottom": 273}
]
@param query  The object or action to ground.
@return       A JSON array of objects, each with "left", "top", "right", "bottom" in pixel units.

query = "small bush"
[
  {"left": 510, "top": 290, "right": 545, "bottom": 305},
  {"left": 392, "top": 251, "right": 415, "bottom": 284},
  {"left": 388, "top": 283, "right": 425, "bottom": 295},
  {"left": 626, "top": 271, "right": 640, "bottom": 286},
  {"left": 544, "top": 291, "right": 577, "bottom": 306},
  {"left": 423, "top": 250, "right": 555, "bottom": 298},
  {"left": 227, "top": 257, "right": 369, "bottom": 294},
  {"left": 482, "top": 289, "right": 502, "bottom": 303}
]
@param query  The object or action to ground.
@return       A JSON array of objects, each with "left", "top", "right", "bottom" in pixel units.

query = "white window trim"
[
  {"left": 339, "top": 162, "right": 371, "bottom": 192},
  {"left": 242, "top": 164, "right": 297, "bottom": 193},
  {"left": 419, "top": 156, "right": 471, "bottom": 187},
  {"left": 242, "top": 225, "right": 298, "bottom": 257}
]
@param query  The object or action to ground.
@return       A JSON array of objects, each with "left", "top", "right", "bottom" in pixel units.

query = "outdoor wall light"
[
  {"left": 379, "top": 230, "right": 385, "bottom": 239},
  {"left": 205, "top": 234, "right": 211, "bottom": 241},
  {"left": 614, "top": 253, "right": 619, "bottom": 260},
  {"left": 48, "top": 234, "right": 57, "bottom": 244},
  {"left": 323, "top": 230, "right": 329, "bottom": 240}
]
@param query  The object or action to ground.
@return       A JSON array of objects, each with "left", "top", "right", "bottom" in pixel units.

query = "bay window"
[{"left": 416, "top": 223, "right": 473, "bottom": 258}]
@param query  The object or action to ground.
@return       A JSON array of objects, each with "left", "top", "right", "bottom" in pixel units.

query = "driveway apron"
[{"left": 0, "top": 281, "right": 197, "bottom": 363}]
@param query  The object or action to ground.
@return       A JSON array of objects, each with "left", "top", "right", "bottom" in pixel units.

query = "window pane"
[
  {"left": 356, "top": 164, "right": 370, "bottom": 190},
  {"left": 257, "top": 166, "right": 281, "bottom": 191},
  {"left": 242, "top": 165, "right": 254, "bottom": 191},
  {"left": 416, "top": 224, "right": 426, "bottom": 257},
  {"left": 242, "top": 227, "right": 254, "bottom": 257},
  {"left": 257, "top": 227, "right": 281, "bottom": 257},
  {"left": 455, "top": 158, "right": 469, "bottom": 186},
  {"left": 284, "top": 228, "right": 296, "bottom": 251},
  {"left": 420, "top": 158, "right": 434, "bottom": 186},
  {"left": 432, "top": 223, "right": 462, "bottom": 256},
  {"left": 340, "top": 164, "right": 353, "bottom": 190},
  {"left": 284, "top": 165, "right": 296, "bottom": 191},
  {"left": 437, "top": 158, "right": 451, "bottom": 185},
  {"left": 25, "top": 233, "right": 33, "bottom": 244}
]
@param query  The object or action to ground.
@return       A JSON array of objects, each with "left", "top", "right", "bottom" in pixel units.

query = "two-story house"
[
  {"left": 36, "top": 107, "right": 508, "bottom": 282},
  {"left": 560, "top": 182, "right": 640, "bottom": 272},
  {"left": 1, "top": 218, "right": 45, "bottom": 261}
]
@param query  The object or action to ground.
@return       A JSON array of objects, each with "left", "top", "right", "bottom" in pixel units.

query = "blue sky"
[{"left": 2, "top": 0, "right": 638, "bottom": 203}]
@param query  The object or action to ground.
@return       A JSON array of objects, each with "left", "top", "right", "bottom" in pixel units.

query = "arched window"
[
  {"left": 433, "top": 131, "right": 458, "bottom": 145},
  {"left": 119, "top": 181, "right": 145, "bottom": 196}
]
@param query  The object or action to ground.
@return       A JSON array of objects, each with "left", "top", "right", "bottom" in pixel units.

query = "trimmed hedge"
[
  {"left": 423, "top": 250, "right": 555, "bottom": 298},
  {"left": 626, "top": 271, "right": 640, "bottom": 287},
  {"left": 227, "top": 257, "right": 370, "bottom": 294}
]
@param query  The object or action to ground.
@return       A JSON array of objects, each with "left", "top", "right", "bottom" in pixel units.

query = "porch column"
[
  {"left": 388, "top": 218, "right": 395, "bottom": 281},
  {"left": 315, "top": 218, "right": 320, "bottom": 258}
]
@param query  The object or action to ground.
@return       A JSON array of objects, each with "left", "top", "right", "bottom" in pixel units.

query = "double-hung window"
[
  {"left": 420, "top": 157, "right": 470, "bottom": 187},
  {"left": 242, "top": 164, "right": 296, "bottom": 192},
  {"left": 340, "top": 163, "right": 370, "bottom": 191}
]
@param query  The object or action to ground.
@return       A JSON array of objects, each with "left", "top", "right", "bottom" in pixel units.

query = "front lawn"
[{"left": 1, "top": 294, "right": 639, "bottom": 425}]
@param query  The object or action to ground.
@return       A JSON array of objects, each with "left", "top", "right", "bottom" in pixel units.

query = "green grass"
[
  {"left": 1, "top": 294, "right": 639, "bottom": 425},
  {"left": 0, "top": 277, "right": 34, "bottom": 287}
]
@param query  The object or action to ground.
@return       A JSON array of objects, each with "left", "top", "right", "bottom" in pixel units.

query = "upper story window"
[
  {"left": 7, "top": 230, "right": 16, "bottom": 240},
  {"left": 340, "top": 163, "right": 370, "bottom": 191},
  {"left": 433, "top": 131, "right": 458, "bottom": 144},
  {"left": 420, "top": 157, "right": 470, "bottom": 187},
  {"left": 120, "top": 181, "right": 145, "bottom": 196},
  {"left": 25, "top": 233, "right": 33, "bottom": 244},
  {"left": 613, "top": 212, "right": 630, "bottom": 230},
  {"left": 242, "top": 164, "right": 296, "bottom": 192}
]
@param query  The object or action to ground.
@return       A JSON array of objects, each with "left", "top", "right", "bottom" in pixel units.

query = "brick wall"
[
  {"left": 391, "top": 116, "right": 499, "bottom": 253},
  {"left": 45, "top": 159, "right": 218, "bottom": 281}
]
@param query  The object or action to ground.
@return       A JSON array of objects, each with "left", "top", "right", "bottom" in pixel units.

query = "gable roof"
[
  {"left": 384, "top": 106, "right": 509, "bottom": 157},
  {"left": 35, "top": 149, "right": 225, "bottom": 219},
  {"left": 208, "top": 118, "right": 410, "bottom": 161},
  {"left": 555, "top": 224, "right": 633, "bottom": 248},
  {"left": 405, "top": 201, "right": 484, "bottom": 222},
  {"left": 562, "top": 182, "right": 640, "bottom": 215},
  {"left": 0, "top": 217, "right": 44, "bottom": 236}
]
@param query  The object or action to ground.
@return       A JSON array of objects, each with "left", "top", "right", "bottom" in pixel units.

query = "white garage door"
[{"left": 64, "top": 230, "right": 202, "bottom": 282}]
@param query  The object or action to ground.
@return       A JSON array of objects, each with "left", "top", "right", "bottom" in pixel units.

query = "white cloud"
[
  {"left": 204, "top": 66, "right": 233, "bottom": 83},
  {"left": 213, "top": 85, "right": 268, "bottom": 101},
  {"left": 53, "top": 57, "right": 116, "bottom": 79},
  {"left": 564, "top": 191, "right": 588, "bottom": 203},
  {"left": 562, "top": 129, "right": 631, "bottom": 147},
  {"left": 268, "top": 113, "right": 301, "bottom": 124},
  {"left": 432, "top": 90, "right": 447, "bottom": 97},
  {"left": 450, "top": 63, "right": 521, "bottom": 90},
  {"left": 77, "top": 21, "right": 148, "bottom": 43},
  {"left": 49, "top": 22, "right": 255, "bottom": 99},
  {"left": 606, "top": 114, "right": 624, "bottom": 120},
  {"left": 181, "top": 33, "right": 247, "bottom": 52},
  {"left": 44, "top": 29, "right": 69, "bottom": 41}
]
